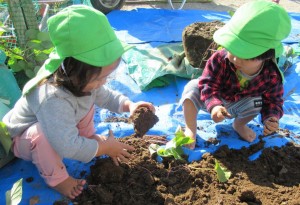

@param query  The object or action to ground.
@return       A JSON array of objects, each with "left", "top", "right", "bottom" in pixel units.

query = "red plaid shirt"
[{"left": 198, "top": 49, "right": 284, "bottom": 122}]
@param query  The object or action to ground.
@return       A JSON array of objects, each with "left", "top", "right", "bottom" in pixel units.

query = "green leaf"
[
  {"left": 25, "top": 29, "right": 39, "bottom": 40},
  {"left": 149, "top": 125, "right": 194, "bottom": 160},
  {"left": 175, "top": 136, "right": 194, "bottom": 147},
  {"left": 27, "top": 41, "right": 43, "bottom": 50},
  {"left": 24, "top": 69, "right": 36, "bottom": 79},
  {"left": 9, "top": 61, "right": 27, "bottom": 72},
  {"left": 228, "top": 10, "right": 235, "bottom": 17},
  {"left": 34, "top": 53, "right": 49, "bottom": 62},
  {"left": 41, "top": 46, "right": 54, "bottom": 55},
  {"left": 0, "top": 121, "right": 12, "bottom": 155},
  {"left": 6, "top": 178, "right": 23, "bottom": 205},
  {"left": 170, "top": 148, "right": 183, "bottom": 160},
  {"left": 157, "top": 146, "right": 175, "bottom": 157},
  {"left": 214, "top": 160, "right": 231, "bottom": 183},
  {"left": 5, "top": 190, "right": 11, "bottom": 205},
  {"left": 37, "top": 32, "right": 51, "bottom": 42},
  {"left": 41, "top": 41, "right": 53, "bottom": 50},
  {"left": 34, "top": 66, "right": 41, "bottom": 74}
]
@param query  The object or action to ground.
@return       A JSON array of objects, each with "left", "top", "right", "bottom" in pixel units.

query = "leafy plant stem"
[{"left": 0, "top": 42, "right": 23, "bottom": 59}]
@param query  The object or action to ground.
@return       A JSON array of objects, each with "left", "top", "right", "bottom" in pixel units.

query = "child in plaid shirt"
[{"left": 180, "top": 0, "right": 291, "bottom": 149}]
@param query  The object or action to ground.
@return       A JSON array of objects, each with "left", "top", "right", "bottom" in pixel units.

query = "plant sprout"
[
  {"left": 149, "top": 125, "right": 194, "bottom": 160},
  {"left": 214, "top": 159, "right": 231, "bottom": 182},
  {"left": 6, "top": 178, "right": 23, "bottom": 205}
]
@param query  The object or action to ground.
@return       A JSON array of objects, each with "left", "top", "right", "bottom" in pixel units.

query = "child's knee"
[{"left": 27, "top": 123, "right": 47, "bottom": 147}]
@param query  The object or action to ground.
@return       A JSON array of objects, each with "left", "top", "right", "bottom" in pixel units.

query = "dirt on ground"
[
  {"left": 67, "top": 106, "right": 300, "bottom": 205},
  {"left": 69, "top": 134, "right": 300, "bottom": 205}
]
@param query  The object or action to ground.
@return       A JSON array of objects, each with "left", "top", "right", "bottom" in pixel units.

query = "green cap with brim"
[
  {"left": 23, "top": 5, "right": 133, "bottom": 95},
  {"left": 213, "top": 0, "right": 291, "bottom": 59}
]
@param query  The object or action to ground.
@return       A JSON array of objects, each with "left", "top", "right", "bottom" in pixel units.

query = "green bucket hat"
[
  {"left": 213, "top": 0, "right": 291, "bottom": 59},
  {"left": 23, "top": 5, "right": 133, "bottom": 95}
]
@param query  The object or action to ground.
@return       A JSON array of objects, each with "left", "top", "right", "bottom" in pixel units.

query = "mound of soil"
[
  {"left": 182, "top": 21, "right": 224, "bottom": 69},
  {"left": 70, "top": 136, "right": 300, "bottom": 205}
]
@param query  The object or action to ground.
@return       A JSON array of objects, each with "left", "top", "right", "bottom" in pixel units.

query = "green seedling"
[
  {"left": 0, "top": 28, "right": 53, "bottom": 83},
  {"left": 0, "top": 121, "right": 12, "bottom": 155},
  {"left": 149, "top": 125, "right": 194, "bottom": 160},
  {"left": 214, "top": 159, "right": 231, "bottom": 182},
  {"left": 6, "top": 178, "right": 23, "bottom": 205}
]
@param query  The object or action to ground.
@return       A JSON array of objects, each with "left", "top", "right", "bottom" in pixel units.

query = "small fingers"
[
  {"left": 108, "top": 129, "right": 114, "bottom": 138},
  {"left": 121, "top": 149, "right": 132, "bottom": 159},
  {"left": 185, "top": 143, "right": 195, "bottom": 150},
  {"left": 117, "top": 154, "right": 129, "bottom": 163},
  {"left": 123, "top": 144, "right": 135, "bottom": 151},
  {"left": 263, "top": 125, "right": 277, "bottom": 136},
  {"left": 137, "top": 102, "right": 156, "bottom": 113},
  {"left": 112, "top": 157, "right": 119, "bottom": 166}
]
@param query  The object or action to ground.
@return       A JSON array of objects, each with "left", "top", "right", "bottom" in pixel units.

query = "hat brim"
[
  {"left": 22, "top": 40, "right": 133, "bottom": 95},
  {"left": 73, "top": 39, "right": 134, "bottom": 67},
  {"left": 22, "top": 50, "right": 64, "bottom": 95},
  {"left": 213, "top": 25, "right": 283, "bottom": 59}
]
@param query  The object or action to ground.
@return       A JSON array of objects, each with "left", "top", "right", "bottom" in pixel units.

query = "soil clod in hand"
[{"left": 130, "top": 106, "right": 159, "bottom": 137}]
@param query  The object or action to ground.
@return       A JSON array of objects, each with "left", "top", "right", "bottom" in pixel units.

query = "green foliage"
[
  {"left": 214, "top": 159, "right": 231, "bottom": 182},
  {"left": 5, "top": 178, "right": 23, "bottom": 205},
  {"left": 0, "top": 121, "right": 12, "bottom": 155},
  {"left": 228, "top": 10, "right": 235, "bottom": 17},
  {"left": 0, "top": 28, "right": 53, "bottom": 80},
  {"left": 149, "top": 125, "right": 194, "bottom": 160}
]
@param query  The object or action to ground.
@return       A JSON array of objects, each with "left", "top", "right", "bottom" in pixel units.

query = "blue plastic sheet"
[{"left": 1, "top": 8, "right": 300, "bottom": 204}]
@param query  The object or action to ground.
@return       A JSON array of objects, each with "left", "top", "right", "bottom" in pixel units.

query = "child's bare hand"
[
  {"left": 263, "top": 117, "right": 279, "bottom": 136},
  {"left": 129, "top": 101, "right": 156, "bottom": 115},
  {"left": 211, "top": 106, "right": 231, "bottom": 123},
  {"left": 184, "top": 128, "right": 196, "bottom": 150},
  {"left": 91, "top": 134, "right": 107, "bottom": 142},
  {"left": 96, "top": 130, "right": 135, "bottom": 166}
]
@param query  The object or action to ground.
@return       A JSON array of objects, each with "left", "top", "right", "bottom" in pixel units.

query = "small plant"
[
  {"left": 214, "top": 159, "right": 231, "bottom": 182},
  {"left": 149, "top": 125, "right": 194, "bottom": 160},
  {"left": 0, "top": 121, "right": 12, "bottom": 155},
  {"left": 1, "top": 29, "right": 53, "bottom": 78},
  {"left": 0, "top": 27, "right": 53, "bottom": 89},
  {"left": 6, "top": 178, "right": 23, "bottom": 205}
]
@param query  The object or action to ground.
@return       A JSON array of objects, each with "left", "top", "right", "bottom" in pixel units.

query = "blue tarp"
[{"left": 1, "top": 8, "right": 300, "bottom": 204}]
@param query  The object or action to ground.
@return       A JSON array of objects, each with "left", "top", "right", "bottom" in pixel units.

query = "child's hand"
[
  {"left": 96, "top": 130, "right": 135, "bottom": 166},
  {"left": 263, "top": 117, "right": 279, "bottom": 136},
  {"left": 211, "top": 106, "right": 231, "bottom": 123},
  {"left": 129, "top": 101, "right": 156, "bottom": 115},
  {"left": 184, "top": 127, "right": 196, "bottom": 150}
]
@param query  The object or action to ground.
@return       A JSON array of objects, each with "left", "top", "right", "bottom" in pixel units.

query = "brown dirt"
[
  {"left": 104, "top": 106, "right": 159, "bottom": 138},
  {"left": 182, "top": 21, "right": 224, "bottom": 68},
  {"left": 54, "top": 109, "right": 300, "bottom": 205},
  {"left": 69, "top": 135, "right": 300, "bottom": 205},
  {"left": 129, "top": 106, "right": 159, "bottom": 137}
]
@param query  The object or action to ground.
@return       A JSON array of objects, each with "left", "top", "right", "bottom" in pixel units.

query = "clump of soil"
[
  {"left": 70, "top": 136, "right": 300, "bottom": 205},
  {"left": 103, "top": 106, "right": 159, "bottom": 137},
  {"left": 182, "top": 20, "right": 225, "bottom": 68},
  {"left": 129, "top": 106, "right": 159, "bottom": 137}
]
